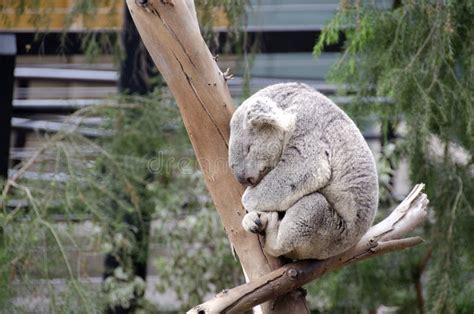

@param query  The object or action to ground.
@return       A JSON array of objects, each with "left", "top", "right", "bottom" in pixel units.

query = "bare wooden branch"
[
  {"left": 188, "top": 184, "right": 429, "bottom": 313},
  {"left": 125, "top": 0, "right": 308, "bottom": 312}
]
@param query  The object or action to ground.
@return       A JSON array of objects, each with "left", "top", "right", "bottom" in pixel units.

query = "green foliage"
[
  {"left": 154, "top": 199, "right": 242, "bottom": 309},
  {"left": 312, "top": 0, "right": 474, "bottom": 312},
  {"left": 0, "top": 1, "right": 248, "bottom": 311},
  {"left": 196, "top": 0, "right": 248, "bottom": 53},
  {"left": 0, "top": 1, "right": 250, "bottom": 310},
  {"left": 0, "top": 92, "right": 241, "bottom": 312}
]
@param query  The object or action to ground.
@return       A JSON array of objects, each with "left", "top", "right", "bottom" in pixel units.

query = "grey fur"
[{"left": 229, "top": 83, "right": 378, "bottom": 260}]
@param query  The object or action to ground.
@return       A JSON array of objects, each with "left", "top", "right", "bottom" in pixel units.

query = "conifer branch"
[{"left": 188, "top": 184, "right": 429, "bottom": 313}]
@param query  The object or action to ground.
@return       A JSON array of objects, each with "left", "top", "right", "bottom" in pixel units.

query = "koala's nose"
[
  {"left": 236, "top": 173, "right": 248, "bottom": 185},
  {"left": 236, "top": 173, "right": 256, "bottom": 186}
]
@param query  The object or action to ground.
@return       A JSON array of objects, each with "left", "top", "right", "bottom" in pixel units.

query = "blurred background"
[{"left": 0, "top": 0, "right": 472, "bottom": 313}]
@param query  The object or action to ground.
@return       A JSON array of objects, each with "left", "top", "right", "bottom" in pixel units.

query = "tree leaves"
[{"left": 312, "top": 1, "right": 474, "bottom": 312}]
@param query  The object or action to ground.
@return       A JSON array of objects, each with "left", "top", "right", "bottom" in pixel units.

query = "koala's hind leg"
[{"left": 264, "top": 192, "right": 353, "bottom": 260}]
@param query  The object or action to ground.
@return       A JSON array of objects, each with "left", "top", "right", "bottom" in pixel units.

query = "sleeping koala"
[{"left": 229, "top": 83, "right": 378, "bottom": 260}]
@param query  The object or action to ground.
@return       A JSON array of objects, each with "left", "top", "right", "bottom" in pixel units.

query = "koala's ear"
[{"left": 245, "top": 97, "right": 295, "bottom": 132}]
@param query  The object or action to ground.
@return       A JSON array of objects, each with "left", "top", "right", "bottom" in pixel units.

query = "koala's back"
[{"left": 255, "top": 82, "right": 378, "bottom": 241}]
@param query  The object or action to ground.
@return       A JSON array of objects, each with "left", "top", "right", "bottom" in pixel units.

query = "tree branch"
[
  {"left": 188, "top": 184, "right": 429, "bottom": 313},
  {"left": 125, "top": 1, "right": 309, "bottom": 312}
]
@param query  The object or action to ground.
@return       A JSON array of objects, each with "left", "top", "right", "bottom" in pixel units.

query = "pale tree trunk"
[{"left": 124, "top": 0, "right": 309, "bottom": 312}]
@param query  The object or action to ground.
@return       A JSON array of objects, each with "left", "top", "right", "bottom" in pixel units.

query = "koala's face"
[{"left": 229, "top": 96, "right": 295, "bottom": 186}]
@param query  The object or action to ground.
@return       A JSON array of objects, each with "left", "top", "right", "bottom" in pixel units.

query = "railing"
[{"left": 5, "top": 65, "right": 391, "bottom": 182}]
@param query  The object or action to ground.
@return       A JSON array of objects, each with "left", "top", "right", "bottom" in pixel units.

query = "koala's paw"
[
  {"left": 242, "top": 187, "right": 261, "bottom": 212},
  {"left": 242, "top": 211, "right": 268, "bottom": 235}
]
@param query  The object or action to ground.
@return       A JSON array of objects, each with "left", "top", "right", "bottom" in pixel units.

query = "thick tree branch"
[
  {"left": 125, "top": 0, "right": 308, "bottom": 312},
  {"left": 188, "top": 184, "right": 429, "bottom": 313}
]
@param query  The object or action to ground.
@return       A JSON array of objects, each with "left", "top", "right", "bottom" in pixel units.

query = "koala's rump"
[
  {"left": 258, "top": 82, "right": 379, "bottom": 224},
  {"left": 286, "top": 83, "right": 379, "bottom": 243},
  {"left": 253, "top": 83, "right": 379, "bottom": 256}
]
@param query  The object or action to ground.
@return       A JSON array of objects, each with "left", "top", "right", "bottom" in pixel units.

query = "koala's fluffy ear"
[{"left": 245, "top": 97, "right": 295, "bottom": 132}]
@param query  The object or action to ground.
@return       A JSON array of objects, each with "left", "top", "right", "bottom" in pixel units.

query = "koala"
[{"left": 229, "top": 82, "right": 378, "bottom": 260}]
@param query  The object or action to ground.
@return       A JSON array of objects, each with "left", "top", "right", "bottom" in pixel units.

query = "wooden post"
[
  {"left": 125, "top": 0, "right": 309, "bottom": 312},
  {"left": 0, "top": 34, "right": 16, "bottom": 179},
  {"left": 118, "top": 3, "right": 154, "bottom": 95}
]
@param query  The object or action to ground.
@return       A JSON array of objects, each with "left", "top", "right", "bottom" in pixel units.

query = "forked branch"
[{"left": 188, "top": 184, "right": 429, "bottom": 313}]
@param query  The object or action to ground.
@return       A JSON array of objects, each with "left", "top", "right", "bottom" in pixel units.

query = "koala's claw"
[{"left": 242, "top": 211, "right": 267, "bottom": 235}]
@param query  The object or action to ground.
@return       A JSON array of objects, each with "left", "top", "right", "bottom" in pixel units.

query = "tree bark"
[
  {"left": 188, "top": 184, "right": 429, "bottom": 313},
  {"left": 124, "top": 0, "right": 309, "bottom": 312}
]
